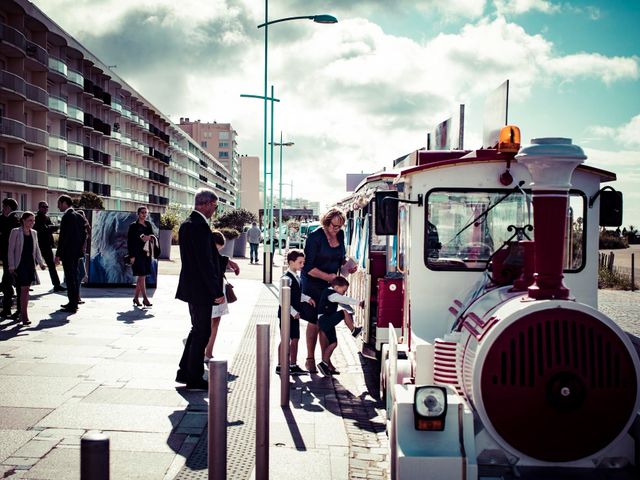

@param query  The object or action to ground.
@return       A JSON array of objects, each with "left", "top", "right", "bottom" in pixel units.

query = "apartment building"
[{"left": 0, "top": 0, "right": 236, "bottom": 213}]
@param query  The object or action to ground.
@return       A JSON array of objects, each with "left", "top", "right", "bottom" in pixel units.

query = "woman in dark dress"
[
  {"left": 7, "top": 212, "right": 46, "bottom": 325},
  {"left": 127, "top": 206, "right": 154, "bottom": 307},
  {"left": 301, "top": 207, "right": 356, "bottom": 372}
]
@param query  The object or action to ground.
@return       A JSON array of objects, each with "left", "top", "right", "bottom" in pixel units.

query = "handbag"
[{"left": 224, "top": 276, "right": 237, "bottom": 303}]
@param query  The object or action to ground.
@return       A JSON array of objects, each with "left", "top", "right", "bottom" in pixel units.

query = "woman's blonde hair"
[{"left": 320, "top": 207, "right": 346, "bottom": 228}]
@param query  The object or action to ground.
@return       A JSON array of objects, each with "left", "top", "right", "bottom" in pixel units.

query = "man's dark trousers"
[
  {"left": 41, "top": 246, "right": 61, "bottom": 288},
  {"left": 62, "top": 257, "right": 80, "bottom": 308},
  {"left": 1, "top": 263, "right": 16, "bottom": 313},
  {"left": 179, "top": 303, "right": 213, "bottom": 383}
]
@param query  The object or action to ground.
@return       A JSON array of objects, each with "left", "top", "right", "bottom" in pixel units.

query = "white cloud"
[
  {"left": 587, "top": 115, "right": 640, "bottom": 150},
  {"left": 544, "top": 53, "right": 640, "bottom": 85},
  {"left": 494, "top": 0, "right": 560, "bottom": 15}
]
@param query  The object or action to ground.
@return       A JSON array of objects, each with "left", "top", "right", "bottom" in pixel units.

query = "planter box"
[
  {"left": 219, "top": 238, "right": 235, "bottom": 258},
  {"left": 158, "top": 229, "right": 172, "bottom": 259},
  {"left": 233, "top": 232, "right": 247, "bottom": 257}
]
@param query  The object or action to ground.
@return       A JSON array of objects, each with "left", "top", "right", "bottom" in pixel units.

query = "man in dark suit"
[
  {"left": 0, "top": 198, "right": 20, "bottom": 319},
  {"left": 54, "top": 195, "right": 85, "bottom": 313},
  {"left": 34, "top": 201, "right": 64, "bottom": 292},
  {"left": 175, "top": 188, "right": 224, "bottom": 391}
]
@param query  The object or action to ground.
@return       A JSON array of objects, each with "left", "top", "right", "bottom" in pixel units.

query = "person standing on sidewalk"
[
  {"left": 54, "top": 195, "right": 86, "bottom": 314},
  {"left": 127, "top": 206, "right": 154, "bottom": 307},
  {"left": 247, "top": 221, "right": 262, "bottom": 264},
  {"left": 175, "top": 189, "right": 224, "bottom": 391},
  {"left": 8, "top": 212, "right": 47, "bottom": 326},
  {"left": 34, "top": 201, "right": 65, "bottom": 293},
  {"left": 0, "top": 198, "right": 20, "bottom": 319}
]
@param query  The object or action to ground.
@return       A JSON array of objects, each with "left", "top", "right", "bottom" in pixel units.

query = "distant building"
[
  {"left": 239, "top": 154, "right": 260, "bottom": 218},
  {"left": 0, "top": 0, "right": 236, "bottom": 213},
  {"left": 346, "top": 173, "right": 372, "bottom": 192},
  {"left": 179, "top": 119, "right": 240, "bottom": 204}
]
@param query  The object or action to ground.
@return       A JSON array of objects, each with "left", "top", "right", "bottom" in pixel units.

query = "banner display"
[{"left": 87, "top": 210, "right": 160, "bottom": 287}]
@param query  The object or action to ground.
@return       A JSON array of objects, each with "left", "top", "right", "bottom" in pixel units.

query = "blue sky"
[{"left": 35, "top": 0, "right": 640, "bottom": 226}]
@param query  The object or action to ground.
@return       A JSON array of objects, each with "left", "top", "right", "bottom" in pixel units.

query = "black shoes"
[
  {"left": 275, "top": 364, "right": 309, "bottom": 375},
  {"left": 53, "top": 285, "right": 67, "bottom": 292},
  {"left": 60, "top": 304, "right": 78, "bottom": 313},
  {"left": 317, "top": 361, "right": 331, "bottom": 376},
  {"left": 0, "top": 310, "right": 11, "bottom": 318},
  {"left": 10, "top": 311, "right": 21, "bottom": 321},
  {"left": 352, "top": 326, "right": 363, "bottom": 338},
  {"left": 175, "top": 370, "right": 188, "bottom": 384},
  {"left": 185, "top": 379, "right": 209, "bottom": 391}
]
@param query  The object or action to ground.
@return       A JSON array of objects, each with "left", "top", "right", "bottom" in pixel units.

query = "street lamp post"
[
  {"left": 270, "top": 133, "right": 294, "bottom": 255},
  {"left": 255, "top": 2, "right": 337, "bottom": 283}
]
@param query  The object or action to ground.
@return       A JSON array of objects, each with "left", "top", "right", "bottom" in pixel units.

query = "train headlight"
[{"left": 413, "top": 385, "right": 447, "bottom": 431}]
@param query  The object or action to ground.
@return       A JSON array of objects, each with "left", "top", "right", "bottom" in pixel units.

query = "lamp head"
[{"left": 312, "top": 14, "right": 338, "bottom": 24}]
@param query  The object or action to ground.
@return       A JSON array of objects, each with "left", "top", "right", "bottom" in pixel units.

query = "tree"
[
  {"left": 73, "top": 192, "right": 104, "bottom": 210},
  {"left": 213, "top": 208, "right": 257, "bottom": 232}
]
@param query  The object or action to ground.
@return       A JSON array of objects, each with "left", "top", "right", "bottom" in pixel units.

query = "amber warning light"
[{"left": 498, "top": 125, "right": 521, "bottom": 153}]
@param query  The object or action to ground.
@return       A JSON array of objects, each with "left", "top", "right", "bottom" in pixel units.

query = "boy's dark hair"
[
  {"left": 211, "top": 229, "right": 225, "bottom": 247},
  {"left": 330, "top": 276, "right": 349, "bottom": 288},
  {"left": 287, "top": 249, "right": 304, "bottom": 263},
  {"left": 2, "top": 198, "right": 18, "bottom": 211}
]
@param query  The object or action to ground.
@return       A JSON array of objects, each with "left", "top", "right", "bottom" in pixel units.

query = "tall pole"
[
  {"left": 269, "top": 84, "right": 275, "bottom": 264},
  {"left": 278, "top": 131, "right": 284, "bottom": 255},
  {"left": 263, "top": 0, "right": 271, "bottom": 283}
]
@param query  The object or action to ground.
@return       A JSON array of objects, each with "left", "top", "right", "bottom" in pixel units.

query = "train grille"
[{"left": 480, "top": 309, "right": 637, "bottom": 462}]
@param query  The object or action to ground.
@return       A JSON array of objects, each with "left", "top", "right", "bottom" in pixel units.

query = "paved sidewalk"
[{"left": 0, "top": 248, "right": 386, "bottom": 479}]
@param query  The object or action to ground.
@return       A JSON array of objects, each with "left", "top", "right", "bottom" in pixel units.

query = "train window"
[{"left": 425, "top": 189, "right": 585, "bottom": 272}]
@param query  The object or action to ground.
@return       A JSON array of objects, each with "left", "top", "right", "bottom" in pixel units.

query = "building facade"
[
  {"left": 179, "top": 118, "right": 240, "bottom": 203},
  {"left": 0, "top": 0, "right": 236, "bottom": 214},
  {"left": 238, "top": 154, "right": 259, "bottom": 218}
]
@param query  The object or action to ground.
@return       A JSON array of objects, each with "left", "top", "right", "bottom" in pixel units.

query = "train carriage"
[{"left": 338, "top": 126, "right": 639, "bottom": 479}]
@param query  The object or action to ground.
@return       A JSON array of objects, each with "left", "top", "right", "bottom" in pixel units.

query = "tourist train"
[{"left": 337, "top": 116, "right": 639, "bottom": 478}]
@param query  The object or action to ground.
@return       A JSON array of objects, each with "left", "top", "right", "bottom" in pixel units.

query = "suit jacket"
[
  {"left": 34, "top": 212, "right": 58, "bottom": 249},
  {"left": 175, "top": 211, "right": 223, "bottom": 305},
  {"left": 55, "top": 208, "right": 86, "bottom": 261},
  {"left": 0, "top": 212, "right": 20, "bottom": 261},
  {"left": 8, "top": 228, "right": 45, "bottom": 270}
]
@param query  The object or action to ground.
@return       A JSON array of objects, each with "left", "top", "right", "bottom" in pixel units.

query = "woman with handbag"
[
  {"left": 7, "top": 211, "right": 47, "bottom": 326},
  {"left": 127, "top": 206, "right": 155, "bottom": 307},
  {"left": 204, "top": 230, "right": 240, "bottom": 361}
]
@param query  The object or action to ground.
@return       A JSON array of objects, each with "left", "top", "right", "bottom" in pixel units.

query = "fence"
[{"left": 599, "top": 251, "right": 637, "bottom": 291}]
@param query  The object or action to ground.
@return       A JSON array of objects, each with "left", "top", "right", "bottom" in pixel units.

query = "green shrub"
[
  {"left": 599, "top": 231, "right": 628, "bottom": 249},
  {"left": 218, "top": 227, "right": 240, "bottom": 240},
  {"left": 598, "top": 265, "right": 637, "bottom": 290},
  {"left": 214, "top": 208, "right": 257, "bottom": 232}
]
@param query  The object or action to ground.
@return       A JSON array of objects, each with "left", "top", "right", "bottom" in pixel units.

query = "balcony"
[
  {"left": 48, "top": 56, "right": 68, "bottom": 77},
  {"left": 0, "top": 69, "right": 26, "bottom": 98},
  {"left": 82, "top": 145, "right": 111, "bottom": 166},
  {"left": 111, "top": 130, "right": 122, "bottom": 141},
  {"left": 0, "top": 117, "right": 26, "bottom": 142},
  {"left": 48, "top": 95, "right": 68, "bottom": 115},
  {"left": 0, "top": 163, "right": 47, "bottom": 187},
  {"left": 25, "top": 42, "right": 48, "bottom": 68},
  {"left": 112, "top": 99, "right": 123, "bottom": 113},
  {"left": 83, "top": 78, "right": 94, "bottom": 96},
  {"left": 0, "top": 23, "right": 26, "bottom": 52},
  {"left": 67, "top": 68, "right": 84, "bottom": 88},
  {"left": 25, "top": 83, "right": 48, "bottom": 108},
  {"left": 48, "top": 134, "right": 68, "bottom": 152},
  {"left": 67, "top": 105, "right": 84, "bottom": 123},
  {"left": 24, "top": 126, "right": 48, "bottom": 148},
  {"left": 67, "top": 141, "right": 84, "bottom": 157}
]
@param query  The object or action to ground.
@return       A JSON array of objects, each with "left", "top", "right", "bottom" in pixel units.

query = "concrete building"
[
  {"left": 239, "top": 154, "right": 259, "bottom": 218},
  {"left": 179, "top": 118, "right": 240, "bottom": 203},
  {"left": 0, "top": 0, "right": 236, "bottom": 213}
]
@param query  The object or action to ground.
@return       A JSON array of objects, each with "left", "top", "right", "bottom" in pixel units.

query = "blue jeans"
[{"left": 249, "top": 243, "right": 259, "bottom": 262}]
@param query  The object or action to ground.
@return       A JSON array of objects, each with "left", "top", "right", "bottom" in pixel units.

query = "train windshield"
[{"left": 425, "top": 189, "right": 585, "bottom": 271}]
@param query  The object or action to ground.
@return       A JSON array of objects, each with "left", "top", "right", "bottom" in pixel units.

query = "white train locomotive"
[{"left": 339, "top": 129, "right": 639, "bottom": 479}]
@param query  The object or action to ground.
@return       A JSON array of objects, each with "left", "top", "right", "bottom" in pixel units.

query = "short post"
[
  {"left": 80, "top": 432, "right": 109, "bottom": 480},
  {"left": 256, "top": 322, "right": 270, "bottom": 480},
  {"left": 280, "top": 276, "right": 291, "bottom": 406},
  {"left": 632, "top": 253, "right": 636, "bottom": 292},
  {"left": 209, "top": 359, "right": 227, "bottom": 480}
]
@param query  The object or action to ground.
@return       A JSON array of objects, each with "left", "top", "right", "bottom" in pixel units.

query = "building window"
[
  {"left": 219, "top": 151, "right": 229, "bottom": 158},
  {"left": 219, "top": 131, "right": 229, "bottom": 140},
  {"left": 219, "top": 142, "right": 228, "bottom": 148},
  {"left": 201, "top": 141, "right": 208, "bottom": 148}
]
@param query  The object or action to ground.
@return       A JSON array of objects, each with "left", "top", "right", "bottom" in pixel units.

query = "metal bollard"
[
  {"left": 280, "top": 276, "right": 291, "bottom": 406},
  {"left": 632, "top": 253, "right": 636, "bottom": 292},
  {"left": 80, "top": 432, "right": 109, "bottom": 480},
  {"left": 208, "top": 359, "right": 227, "bottom": 480},
  {"left": 256, "top": 322, "right": 270, "bottom": 480}
]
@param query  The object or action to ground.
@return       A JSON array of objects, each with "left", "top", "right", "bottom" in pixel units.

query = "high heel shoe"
[
  {"left": 305, "top": 358, "right": 318, "bottom": 373},
  {"left": 133, "top": 299, "right": 141, "bottom": 307},
  {"left": 142, "top": 299, "right": 153, "bottom": 307}
]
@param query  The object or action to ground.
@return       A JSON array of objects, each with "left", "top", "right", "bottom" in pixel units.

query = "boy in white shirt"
[{"left": 316, "top": 276, "right": 363, "bottom": 376}]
